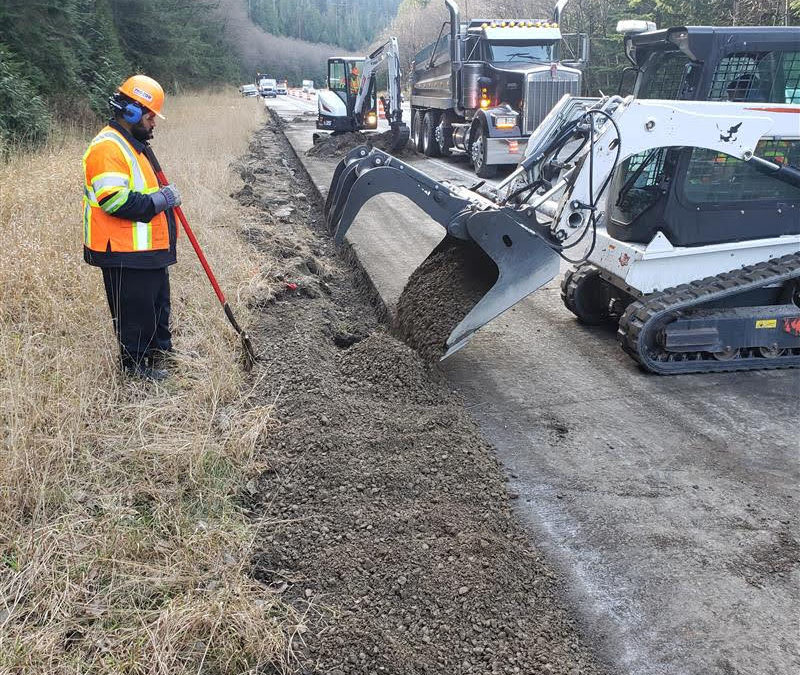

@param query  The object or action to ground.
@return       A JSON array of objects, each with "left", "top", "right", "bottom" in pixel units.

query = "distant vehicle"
[
  {"left": 277, "top": 81, "right": 288, "bottom": 95},
  {"left": 302, "top": 79, "right": 314, "bottom": 93},
  {"left": 240, "top": 84, "right": 258, "bottom": 97},
  {"left": 259, "top": 78, "right": 277, "bottom": 97}
]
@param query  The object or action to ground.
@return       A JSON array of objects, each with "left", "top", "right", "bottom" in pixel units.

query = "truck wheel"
[
  {"left": 471, "top": 124, "right": 497, "bottom": 178},
  {"left": 411, "top": 111, "right": 424, "bottom": 153},
  {"left": 437, "top": 122, "right": 453, "bottom": 157},
  {"left": 422, "top": 111, "right": 441, "bottom": 157}
]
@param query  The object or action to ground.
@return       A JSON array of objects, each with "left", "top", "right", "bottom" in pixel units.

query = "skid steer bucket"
[{"left": 324, "top": 145, "right": 561, "bottom": 357}]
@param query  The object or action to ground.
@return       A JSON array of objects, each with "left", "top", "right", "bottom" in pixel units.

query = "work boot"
[{"left": 121, "top": 354, "right": 168, "bottom": 382}]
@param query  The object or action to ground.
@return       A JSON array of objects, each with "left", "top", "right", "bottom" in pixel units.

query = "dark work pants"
[{"left": 101, "top": 267, "right": 172, "bottom": 365}]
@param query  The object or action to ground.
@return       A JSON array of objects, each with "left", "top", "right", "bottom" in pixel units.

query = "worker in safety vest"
[
  {"left": 82, "top": 75, "right": 180, "bottom": 381},
  {"left": 349, "top": 63, "right": 360, "bottom": 95}
]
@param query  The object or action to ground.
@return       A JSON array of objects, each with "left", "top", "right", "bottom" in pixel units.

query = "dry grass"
[{"left": 0, "top": 91, "right": 297, "bottom": 673}]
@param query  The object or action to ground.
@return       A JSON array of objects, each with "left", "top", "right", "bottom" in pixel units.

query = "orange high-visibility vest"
[{"left": 82, "top": 125, "right": 170, "bottom": 255}]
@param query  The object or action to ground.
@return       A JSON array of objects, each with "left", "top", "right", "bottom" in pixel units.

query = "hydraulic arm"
[{"left": 353, "top": 38, "right": 409, "bottom": 150}]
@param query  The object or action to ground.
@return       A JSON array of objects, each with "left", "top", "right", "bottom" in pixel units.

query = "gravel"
[{"left": 234, "top": 111, "right": 608, "bottom": 675}]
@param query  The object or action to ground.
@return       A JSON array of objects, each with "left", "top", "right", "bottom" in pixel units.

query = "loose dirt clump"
[
  {"left": 394, "top": 239, "right": 498, "bottom": 362},
  {"left": 307, "top": 128, "right": 416, "bottom": 160},
  {"left": 237, "top": 111, "right": 607, "bottom": 674}
]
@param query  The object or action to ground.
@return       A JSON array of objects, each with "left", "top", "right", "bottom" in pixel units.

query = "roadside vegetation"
[{"left": 0, "top": 91, "right": 295, "bottom": 673}]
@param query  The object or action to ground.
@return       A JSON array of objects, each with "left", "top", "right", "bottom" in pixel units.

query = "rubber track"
[{"left": 618, "top": 252, "right": 800, "bottom": 374}]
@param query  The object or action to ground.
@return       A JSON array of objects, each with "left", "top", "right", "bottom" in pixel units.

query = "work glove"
[{"left": 151, "top": 185, "right": 182, "bottom": 213}]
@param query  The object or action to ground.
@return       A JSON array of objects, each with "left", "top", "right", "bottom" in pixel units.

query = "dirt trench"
[
  {"left": 235, "top": 112, "right": 608, "bottom": 675},
  {"left": 306, "top": 128, "right": 417, "bottom": 159}
]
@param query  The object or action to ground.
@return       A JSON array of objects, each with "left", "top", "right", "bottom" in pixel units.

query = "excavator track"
[{"left": 618, "top": 252, "right": 800, "bottom": 374}]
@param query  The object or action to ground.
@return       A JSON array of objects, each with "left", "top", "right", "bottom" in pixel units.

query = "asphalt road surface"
[{"left": 267, "top": 95, "right": 800, "bottom": 675}]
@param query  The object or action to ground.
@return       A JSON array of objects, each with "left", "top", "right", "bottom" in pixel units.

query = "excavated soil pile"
[
  {"left": 306, "top": 129, "right": 415, "bottom": 160},
  {"left": 394, "top": 240, "right": 498, "bottom": 362},
  {"left": 235, "top": 111, "right": 606, "bottom": 674}
]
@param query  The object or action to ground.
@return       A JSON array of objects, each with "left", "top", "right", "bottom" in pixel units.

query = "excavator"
[
  {"left": 316, "top": 37, "right": 409, "bottom": 152},
  {"left": 323, "top": 24, "right": 800, "bottom": 374}
]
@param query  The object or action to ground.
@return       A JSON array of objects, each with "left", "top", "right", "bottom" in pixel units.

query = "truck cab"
[
  {"left": 259, "top": 78, "right": 277, "bottom": 98},
  {"left": 410, "top": 1, "right": 586, "bottom": 177}
]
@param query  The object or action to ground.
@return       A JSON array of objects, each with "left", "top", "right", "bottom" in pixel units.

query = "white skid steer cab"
[
  {"left": 316, "top": 37, "right": 410, "bottom": 152},
  {"left": 324, "top": 25, "right": 800, "bottom": 375}
]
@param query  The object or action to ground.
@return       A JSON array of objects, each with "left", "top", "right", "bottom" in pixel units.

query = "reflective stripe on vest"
[{"left": 86, "top": 131, "right": 153, "bottom": 251}]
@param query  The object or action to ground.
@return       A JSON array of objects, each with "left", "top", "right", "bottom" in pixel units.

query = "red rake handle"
[
  {"left": 143, "top": 146, "right": 257, "bottom": 366},
  {"left": 153, "top": 170, "right": 227, "bottom": 306}
]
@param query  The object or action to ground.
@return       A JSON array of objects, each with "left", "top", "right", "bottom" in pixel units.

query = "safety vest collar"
[{"left": 108, "top": 119, "right": 148, "bottom": 155}]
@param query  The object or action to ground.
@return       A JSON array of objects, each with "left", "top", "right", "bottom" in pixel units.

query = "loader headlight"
[
  {"left": 366, "top": 112, "right": 377, "bottom": 126},
  {"left": 492, "top": 113, "right": 517, "bottom": 129}
]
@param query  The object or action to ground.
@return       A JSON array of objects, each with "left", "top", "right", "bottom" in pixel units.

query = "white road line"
[
  {"left": 424, "top": 158, "right": 503, "bottom": 188},
  {"left": 424, "top": 158, "right": 476, "bottom": 182}
]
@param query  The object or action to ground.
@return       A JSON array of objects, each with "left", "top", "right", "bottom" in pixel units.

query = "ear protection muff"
[
  {"left": 122, "top": 101, "right": 143, "bottom": 124},
  {"left": 109, "top": 93, "right": 144, "bottom": 124}
]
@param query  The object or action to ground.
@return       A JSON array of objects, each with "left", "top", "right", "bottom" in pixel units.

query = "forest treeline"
[
  {"left": 247, "top": 0, "right": 402, "bottom": 51},
  {"left": 0, "top": 0, "right": 240, "bottom": 149},
  {"left": 0, "top": 0, "right": 384, "bottom": 151}
]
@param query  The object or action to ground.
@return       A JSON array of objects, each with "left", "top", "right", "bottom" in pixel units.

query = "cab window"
[
  {"left": 682, "top": 50, "right": 800, "bottom": 204},
  {"left": 708, "top": 50, "right": 800, "bottom": 103},
  {"left": 329, "top": 61, "right": 347, "bottom": 92},
  {"left": 635, "top": 50, "right": 691, "bottom": 99},
  {"left": 488, "top": 42, "right": 553, "bottom": 63}
]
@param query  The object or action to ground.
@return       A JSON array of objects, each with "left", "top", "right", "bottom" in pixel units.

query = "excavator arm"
[{"left": 353, "top": 37, "right": 409, "bottom": 151}]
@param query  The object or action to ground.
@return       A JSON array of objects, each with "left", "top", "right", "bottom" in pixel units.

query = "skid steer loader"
[{"left": 324, "top": 25, "right": 800, "bottom": 374}]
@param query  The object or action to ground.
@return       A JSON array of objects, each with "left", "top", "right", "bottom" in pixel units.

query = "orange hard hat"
[{"left": 117, "top": 75, "right": 165, "bottom": 118}]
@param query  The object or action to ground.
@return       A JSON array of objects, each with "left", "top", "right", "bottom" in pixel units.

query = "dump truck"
[
  {"left": 325, "top": 23, "right": 800, "bottom": 374},
  {"left": 409, "top": 0, "right": 587, "bottom": 177}
]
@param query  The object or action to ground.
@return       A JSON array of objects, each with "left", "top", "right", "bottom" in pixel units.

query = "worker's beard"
[{"left": 131, "top": 121, "right": 154, "bottom": 142}]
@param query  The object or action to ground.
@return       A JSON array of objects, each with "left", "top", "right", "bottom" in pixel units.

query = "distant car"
[
  {"left": 240, "top": 84, "right": 258, "bottom": 97},
  {"left": 276, "top": 83, "right": 288, "bottom": 95}
]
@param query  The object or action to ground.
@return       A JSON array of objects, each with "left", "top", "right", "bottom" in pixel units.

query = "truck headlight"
[{"left": 493, "top": 114, "right": 517, "bottom": 129}]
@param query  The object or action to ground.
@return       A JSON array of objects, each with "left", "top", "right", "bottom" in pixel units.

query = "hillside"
[{"left": 0, "top": 0, "right": 398, "bottom": 150}]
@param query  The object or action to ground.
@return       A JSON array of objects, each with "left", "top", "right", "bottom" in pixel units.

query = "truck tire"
[
  {"left": 437, "top": 120, "right": 453, "bottom": 157},
  {"left": 471, "top": 123, "right": 497, "bottom": 178},
  {"left": 411, "top": 110, "right": 424, "bottom": 153},
  {"left": 422, "top": 111, "right": 441, "bottom": 157}
]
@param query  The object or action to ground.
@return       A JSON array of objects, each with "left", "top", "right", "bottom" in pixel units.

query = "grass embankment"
[{"left": 0, "top": 91, "right": 294, "bottom": 673}]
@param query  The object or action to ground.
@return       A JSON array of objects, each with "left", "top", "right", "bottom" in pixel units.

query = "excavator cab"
[{"left": 317, "top": 57, "right": 377, "bottom": 133}]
